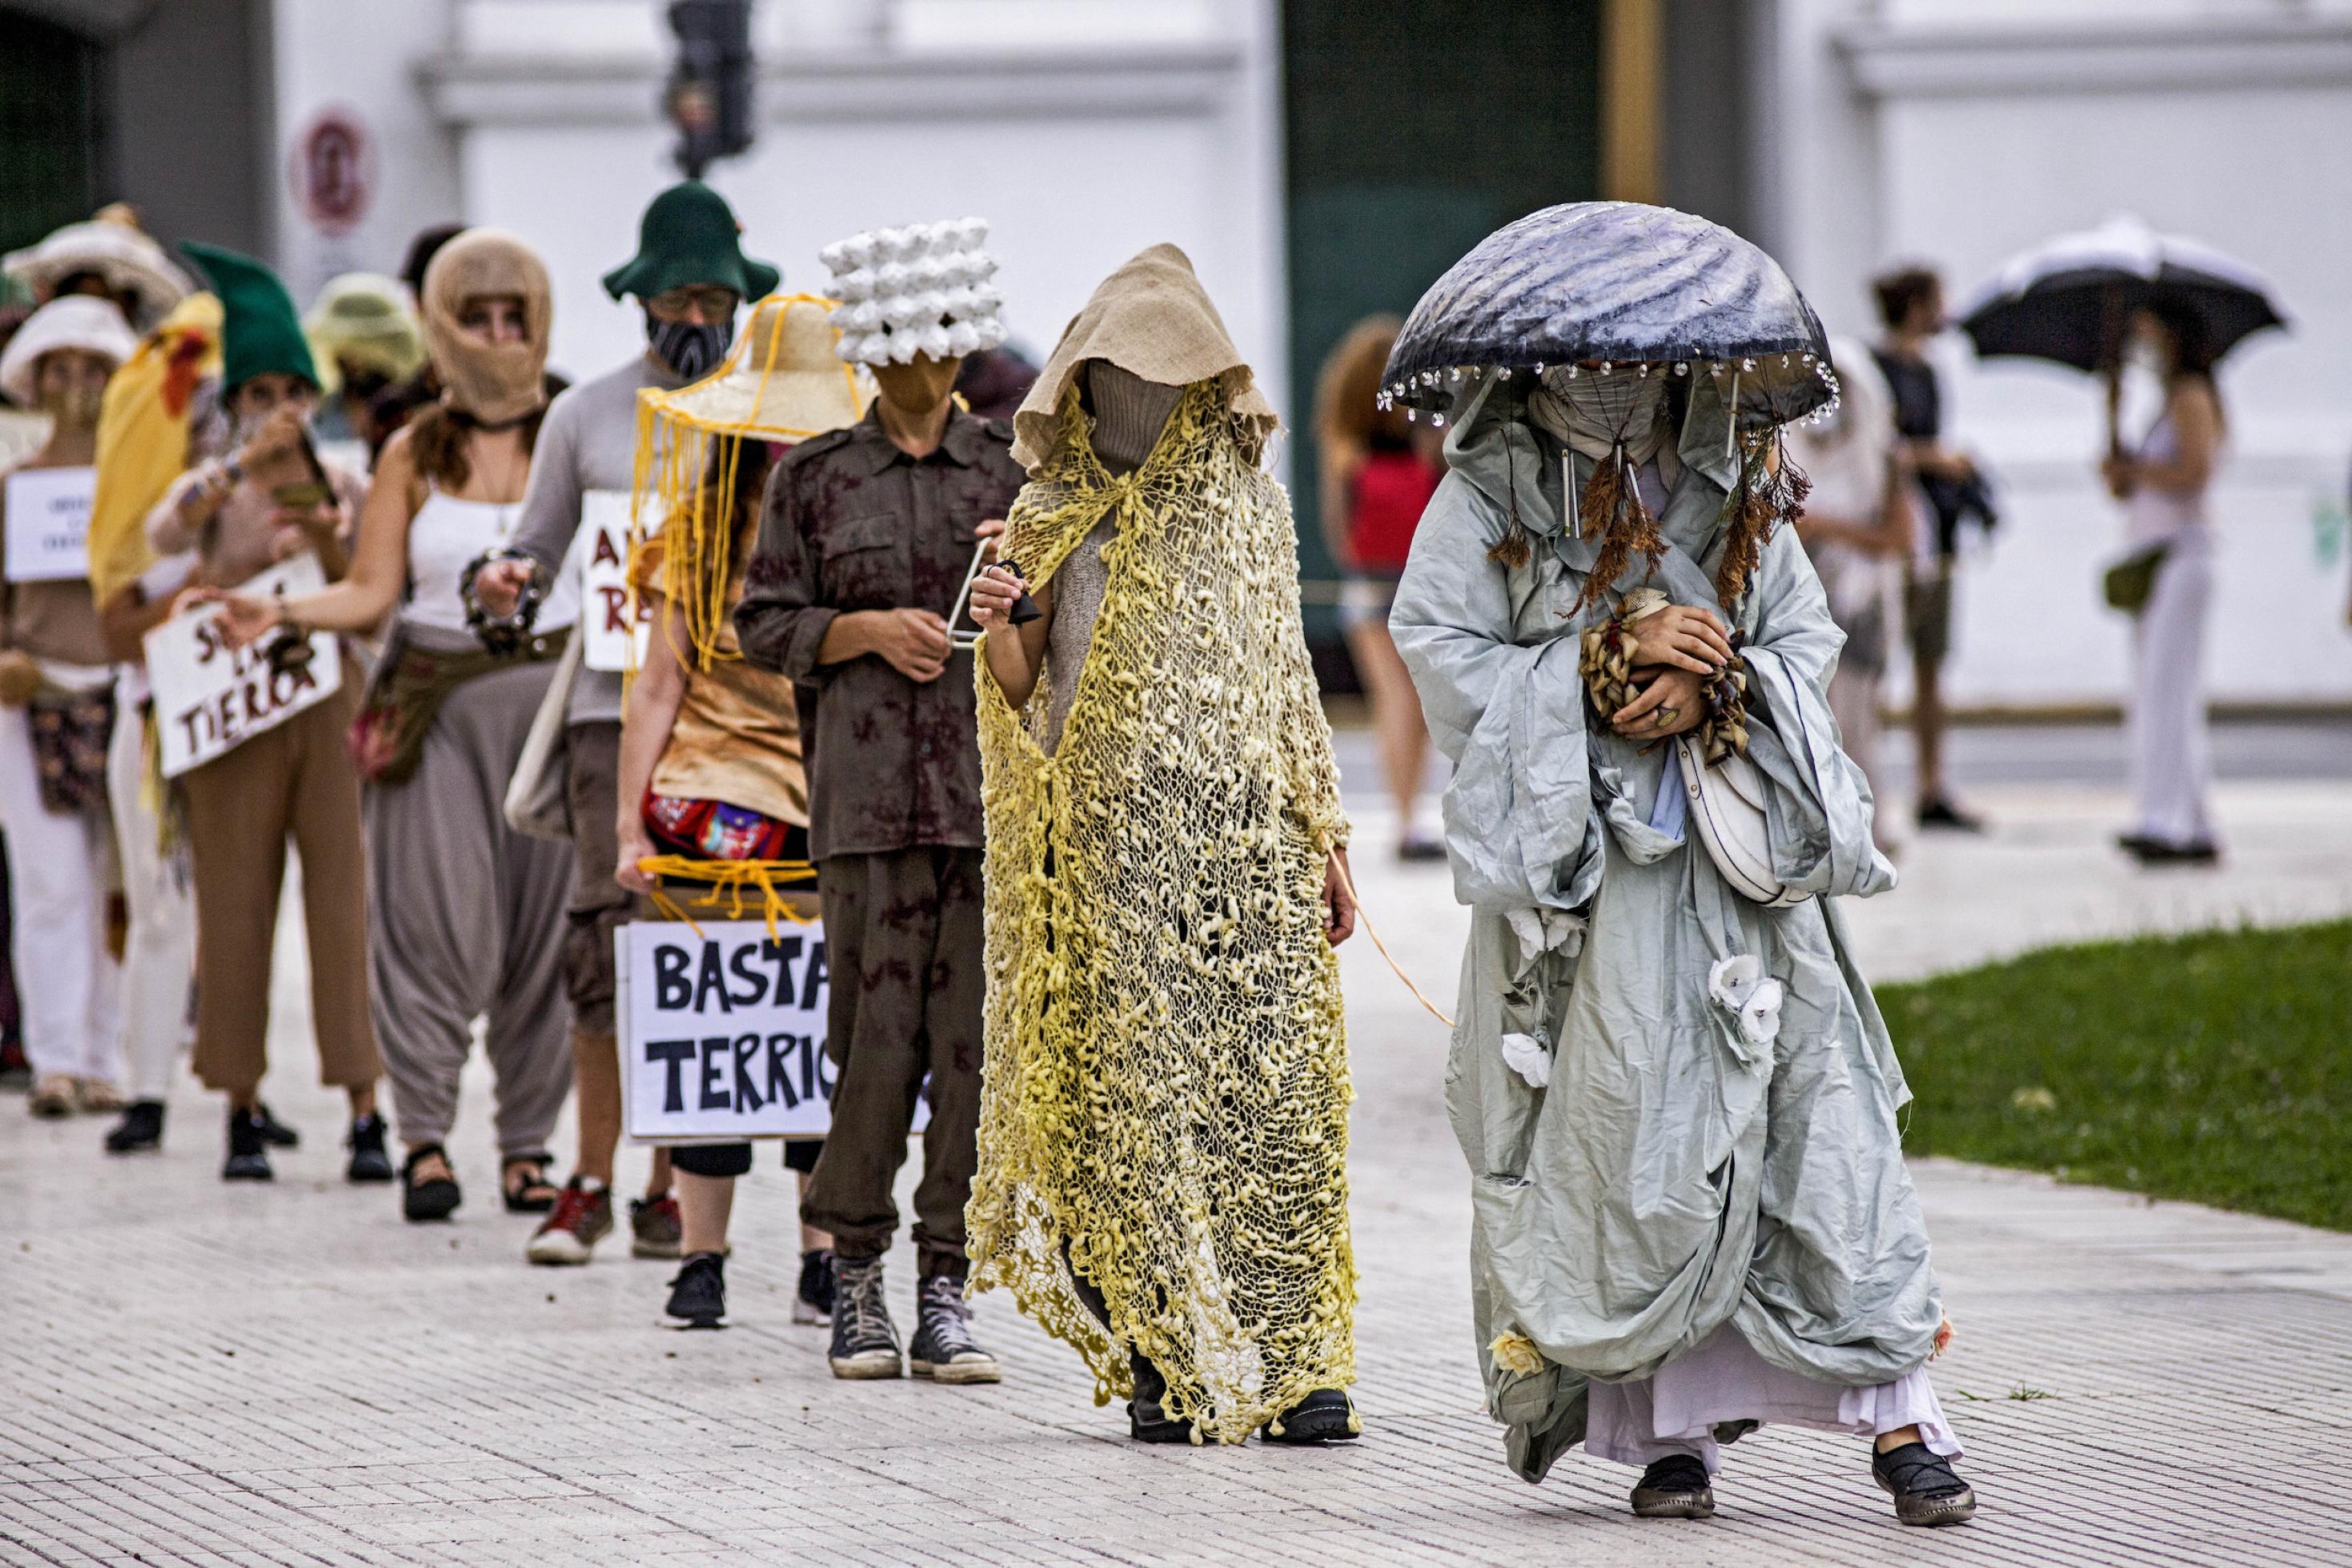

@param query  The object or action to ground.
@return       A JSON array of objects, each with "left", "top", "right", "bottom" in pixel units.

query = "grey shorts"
[{"left": 1904, "top": 564, "right": 1953, "bottom": 668}]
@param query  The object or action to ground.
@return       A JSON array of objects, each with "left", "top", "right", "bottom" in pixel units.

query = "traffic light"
[{"left": 665, "top": 0, "right": 755, "bottom": 178}]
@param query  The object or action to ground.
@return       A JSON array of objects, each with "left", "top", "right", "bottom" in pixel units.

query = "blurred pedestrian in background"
[
  {"left": 2, "top": 205, "right": 195, "bottom": 334},
  {"left": 470, "top": 182, "right": 779, "bottom": 1268},
  {"left": 1791, "top": 338, "right": 1910, "bottom": 856},
  {"left": 86, "top": 291, "right": 219, "bottom": 1156},
  {"left": 611, "top": 295, "right": 866, "bottom": 1330},
  {"left": 1314, "top": 315, "right": 1445, "bottom": 861},
  {"left": 303, "top": 272, "right": 426, "bottom": 464},
  {"left": 0, "top": 295, "right": 138, "bottom": 1118},
  {"left": 2104, "top": 299, "right": 2226, "bottom": 865},
  {"left": 1872, "top": 266, "right": 1994, "bottom": 834},
  {"left": 211, "top": 231, "right": 580, "bottom": 1218},
  {"left": 737, "top": 218, "right": 1023, "bottom": 1388},
  {"left": 364, "top": 224, "right": 467, "bottom": 455},
  {"left": 145, "top": 244, "right": 387, "bottom": 1185}
]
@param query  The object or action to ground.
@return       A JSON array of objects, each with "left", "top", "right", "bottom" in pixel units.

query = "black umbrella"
[
  {"left": 1383, "top": 201, "right": 1835, "bottom": 425},
  {"left": 1958, "top": 215, "right": 2287, "bottom": 374}
]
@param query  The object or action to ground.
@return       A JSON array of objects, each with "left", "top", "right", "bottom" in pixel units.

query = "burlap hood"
[
  {"left": 420, "top": 228, "right": 552, "bottom": 425},
  {"left": 1011, "top": 243, "right": 1277, "bottom": 473}
]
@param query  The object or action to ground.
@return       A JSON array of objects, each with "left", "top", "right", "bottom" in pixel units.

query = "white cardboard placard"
[
  {"left": 3, "top": 465, "right": 95, "bottom": 583},
  {"left": 618, "top": 919, "right": 839, "bottom": 1145},
  {"left": 144, "top": 552, "right": 343, "bottom": 778},
  {"left": 580, "top": 488, "right": 652, "bottom": 672}
]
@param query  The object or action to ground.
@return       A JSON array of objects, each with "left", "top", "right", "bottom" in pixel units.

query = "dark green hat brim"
[{"left": 601, "top": 181, "right": 779, "bottom": 303}]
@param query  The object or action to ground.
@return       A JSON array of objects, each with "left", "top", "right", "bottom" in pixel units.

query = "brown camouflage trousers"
[{"left": 802, "top": 846, "right": 985, "bottom": 1279}]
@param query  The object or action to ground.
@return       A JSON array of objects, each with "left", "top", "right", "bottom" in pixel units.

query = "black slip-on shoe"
[
  {"left": 105, "top": 1099, "right": 166, "bottom": 1154},
  {"left": 1631, "top": 1454, "right": 1716, "bottom": 1519},
  {"left": 665, "top": 1251, "right": 728, "bottom": 1329},
  {"left": 1917, "top": 796, "right": 1987, "bottom": 833},
  {"left": 1873, "top": 1442, "right": 1977, "bottom": 1526}
]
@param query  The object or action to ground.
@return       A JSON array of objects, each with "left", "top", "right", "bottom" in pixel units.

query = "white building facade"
[{"left": 255, "top": 0, "right": 2352, "bottom": 711}]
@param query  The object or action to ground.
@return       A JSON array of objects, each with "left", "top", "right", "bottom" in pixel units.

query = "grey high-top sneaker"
[
  {"left": 827, "top": 1255, "right": 903, "bottom": 1379},
  {"left": 908, "top": 1273, "right": 1001, "bottom": 1386}
]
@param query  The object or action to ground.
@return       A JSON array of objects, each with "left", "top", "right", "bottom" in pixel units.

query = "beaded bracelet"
[{"left": 459, "top": 546, "right": 544, "bottom": 657}]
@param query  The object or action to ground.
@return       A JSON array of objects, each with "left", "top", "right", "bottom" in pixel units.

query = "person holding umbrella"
[
  {"left": 1387, "top": 203, "right": 1973, "bottom": 1528},
  {"left": 1960, "top": 215, "right": 2286, "bottom": 866}
]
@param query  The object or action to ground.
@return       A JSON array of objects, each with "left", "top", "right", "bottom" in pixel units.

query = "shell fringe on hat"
[{"left": 818, "top": 218, "right": 1006, "bottom": 367}]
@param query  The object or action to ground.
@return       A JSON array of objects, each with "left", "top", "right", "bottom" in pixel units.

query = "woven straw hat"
[
  {"left": 0, "top": 295, "right": 137, "bottom": 407},
  {"left": 640, "top": 293, "right": 869, "bottom": 439}
]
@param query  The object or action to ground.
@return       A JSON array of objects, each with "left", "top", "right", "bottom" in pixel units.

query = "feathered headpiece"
[{"left": 818, "top": 218, "right": 1006, "bottom": 366}]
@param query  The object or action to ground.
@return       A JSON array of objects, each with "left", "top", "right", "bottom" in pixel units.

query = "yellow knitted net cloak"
[{"left": 968, "top": 379, "right": 1356, "bottom": 1442}]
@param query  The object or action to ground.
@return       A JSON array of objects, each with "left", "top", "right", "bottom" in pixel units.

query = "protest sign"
[
  {"left": 3, "top": 465, "right": 95, "bottom": 582},
  {"left": 580, "top": 489, "right": 652, "bottom": 673},
  {"left": 144, "top": 552, "right": 343, "bottom": 778},
  {"left": 620, "top": 919, "right": 841, "bottom": 1144}
]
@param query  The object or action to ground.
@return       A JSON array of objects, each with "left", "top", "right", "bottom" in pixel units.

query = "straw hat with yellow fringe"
[
  {"left": 626, "top": 293, "right": 870, "bottom": 927},
  {"left": 630, "top": 292, "right": 870, "bottom": 673}
]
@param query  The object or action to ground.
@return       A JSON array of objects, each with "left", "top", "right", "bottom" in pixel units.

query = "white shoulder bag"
[{"left": 1672, "top": 735, "right": 1806, "bottom": 908}]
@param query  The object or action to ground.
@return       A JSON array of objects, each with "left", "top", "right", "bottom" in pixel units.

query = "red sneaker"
[{"left": 526, "top": 1178, "right": 613, "bottom": 1265}]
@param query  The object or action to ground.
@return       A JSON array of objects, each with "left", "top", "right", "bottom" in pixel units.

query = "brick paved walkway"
[{"left": 4, "top": 780, "right": 2350, "bottom": 1566}]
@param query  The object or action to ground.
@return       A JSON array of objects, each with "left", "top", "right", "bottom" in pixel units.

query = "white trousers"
[
  {"left": 108, "top": 686, "right": 196, "bottom": 1100},
  {"left": 0, "top": 701, "right": 122, "bottom": 1083},
  {"left": 1826, "top": 664, "right": 1898, "bottom": 856},
  {"left": 2128, "top": 529, "right": 2215, "bottom": 848}
]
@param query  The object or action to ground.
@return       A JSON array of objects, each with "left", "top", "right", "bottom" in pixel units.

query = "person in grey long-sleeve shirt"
[{"left": 469, "top": 179, "right": 783, "bottom": 1272}]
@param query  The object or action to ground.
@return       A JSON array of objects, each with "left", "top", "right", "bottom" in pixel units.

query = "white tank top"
[
  {"left": 2124, "top": 410, "right": 2214, "bottom": 550},
  {"left": 403, "top": 484, "right": 579, "bottom": 636}
]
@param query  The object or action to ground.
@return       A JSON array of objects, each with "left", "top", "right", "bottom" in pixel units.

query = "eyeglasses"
[{"left": 647, "top": 287, "right": 742, "bottom": 323}]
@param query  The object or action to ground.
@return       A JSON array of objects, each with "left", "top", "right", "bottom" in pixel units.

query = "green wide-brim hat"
[
  {"left": 182, "top": 241, "right": 318, "bottom": 392},
  {"left": 601, "top": 181, "right": 781, "bottom": 303}
]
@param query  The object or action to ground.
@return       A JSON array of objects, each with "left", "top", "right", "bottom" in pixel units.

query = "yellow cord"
[{"left": 636, "top": 856, "right": 819, "bottom": 938}]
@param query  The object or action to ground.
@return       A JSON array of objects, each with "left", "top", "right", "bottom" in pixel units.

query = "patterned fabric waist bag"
[
  {"left": 643, "top": 793, "right": 806, "bottom": 866},
  {"left": 29, "top": 679, "right": 116, "bottom": 816},
  {"left": 348, "top": 623, "right": 568, "bottom": 785}
]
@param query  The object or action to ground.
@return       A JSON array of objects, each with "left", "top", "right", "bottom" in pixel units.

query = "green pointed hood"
[{"left": 181, "top": 242, "right": 318, "bottom": 392}]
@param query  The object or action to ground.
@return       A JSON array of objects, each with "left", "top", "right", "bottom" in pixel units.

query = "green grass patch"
[{"left": 1882, "top": 919, "right": 2352, "bottom": 1232}]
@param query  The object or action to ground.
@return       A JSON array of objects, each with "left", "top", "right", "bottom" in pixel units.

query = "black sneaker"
[
  {"left": 1630, "top": 1454, "right": 1715, "bottom": 1519},
  {"left": 1872, "top": 1441, "right": 1977, "bottom": 1526},
  {"left": 793, "top": 1248, "right": 836, "bottom": 1325},
  {"left": 223, "top": 1106, "right": 273, "bottom": 1181},
  {"left": 1262, "top": 1387, "right": 1359, "bottom": 1444},
  {"left": 664, "top": 1251, "right": 728, "bottom": 1329},
  {"left": 827, "top": 1256, "right": 903, "bottom": 1379},
  {"left": 255, "top": 1101, "right": 300, "bottom": 1148},
  {"left": 909, "top": 1273, "right": 1000, "bottom": 1386},
  {"left": 345, "top": 1113, "right": 394, "bottom": 1183},
  {"left": 105, "top": 1099, "right": 166, "bottom": 1155},
  {"left": 1916, "top": 795, "right": 1986, "bottom": 833}
]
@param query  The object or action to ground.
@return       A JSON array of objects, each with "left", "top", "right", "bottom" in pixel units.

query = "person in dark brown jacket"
[{"left": 735, "top": 218, "right": 1022, "bottom": 1389}]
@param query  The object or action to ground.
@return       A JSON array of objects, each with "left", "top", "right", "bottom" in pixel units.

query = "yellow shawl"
[
  {"left": 88, "top": 292, "right": 222, "bottom": 608},
  {"left": 967, "top": 379, "right": 1355, "bottom": 1442}
]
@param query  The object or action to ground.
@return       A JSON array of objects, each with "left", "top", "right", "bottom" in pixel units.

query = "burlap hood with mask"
[
  {"left": 1009, "top": 243, "right": 1277, "bottom": 473},
  {"left": 968, "top": 249, "right": 1355, "bottom": 1442},
  {"left": 419, "top": 228, "right": 552, "bottom": 425}
]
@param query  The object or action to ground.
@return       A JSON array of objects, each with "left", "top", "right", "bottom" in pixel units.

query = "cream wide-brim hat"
[
  {"left": 4, "top": 212, "right": 194, "bottom": 331},
  {"left": 641, "top": 293, "right": 870, "bottom": 440},
  {"left": 0, "top": 295, "right": 138, "bottom": 407}
]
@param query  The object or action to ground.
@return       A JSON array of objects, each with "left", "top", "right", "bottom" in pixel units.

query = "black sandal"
[
  {"left": 501, "top": 1153, "right": 560, "bottom": 1213},
  {"left": 1872, "top": 1441, "right": 1977, "bottom": 1526},
  {"left": 401, "top": 1144, "right": 462, "bottom": 1223}
]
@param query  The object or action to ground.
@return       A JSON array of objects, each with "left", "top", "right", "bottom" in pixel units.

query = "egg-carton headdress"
[{"left": 820, "top": 218, "right": 1006, "bottom": 366}]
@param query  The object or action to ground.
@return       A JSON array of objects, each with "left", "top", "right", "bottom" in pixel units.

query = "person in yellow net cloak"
[{"left": 966, "top": 244, "right": 1363, "bottom": 1446}]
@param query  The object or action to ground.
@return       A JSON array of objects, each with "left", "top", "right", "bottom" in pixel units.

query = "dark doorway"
[
  {"left": 0, "top": 10, "right": 105, "bottom": 257},
  {"left": 1282, "top": 1, "right": 1603, "bottom": 669}
]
